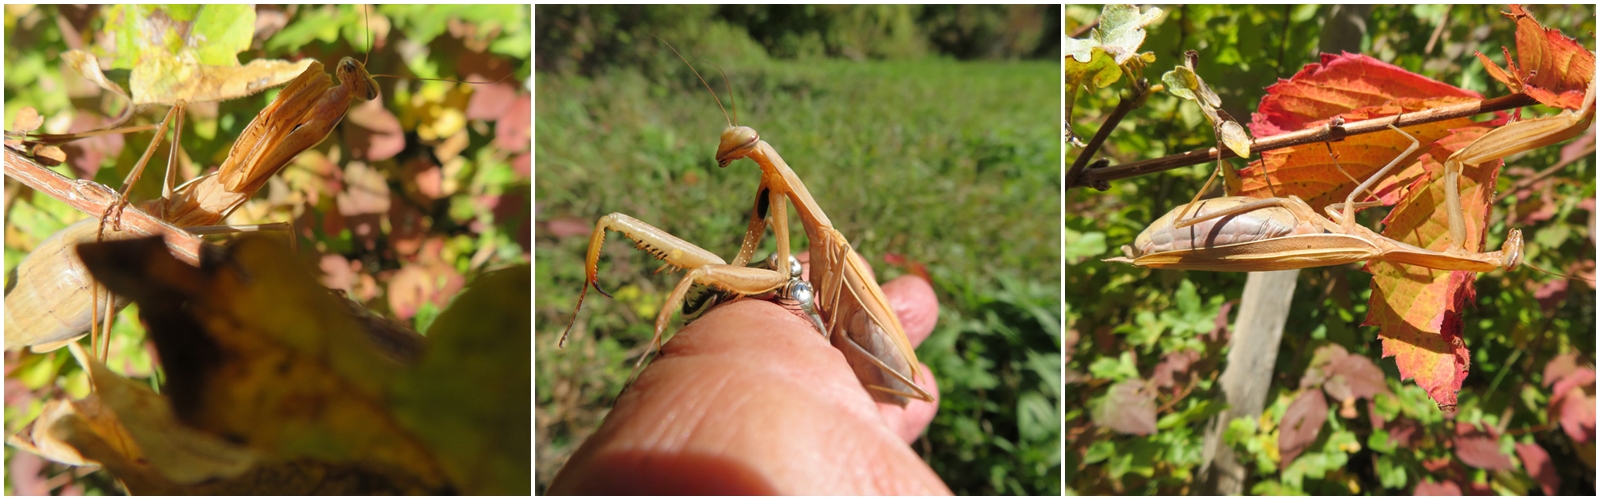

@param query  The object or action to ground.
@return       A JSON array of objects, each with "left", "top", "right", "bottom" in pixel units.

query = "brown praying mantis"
[
  {"left": 5, "top": 55, "right": 378, "bottom": 353},
  {"left": 5, "top": 5, "right": 511, "bottom": 355},
  {"left": 559, "top": 43, "right": 933, "bottom": 406},
  {"left": 1108, "top": 78, "right": 1594, "bottom": 279}
]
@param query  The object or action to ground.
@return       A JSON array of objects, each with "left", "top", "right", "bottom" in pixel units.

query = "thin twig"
[
  {"left": 1424, "top": 5, "right": 1453, "bottom": 55},
  {"left": 4, "top": 147, "right": 204, "bottom": 265},
  {"left": 1067, "top": 78, "right": 1150, "bottom": 190},
  {"left": 1068, "top": 21, "right": 1098, "bottom": 40},
  {"left": 1069, "top": 92, "right": 1540, "bottom": 190}
]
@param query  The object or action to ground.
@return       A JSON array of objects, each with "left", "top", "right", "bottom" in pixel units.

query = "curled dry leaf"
[
  {"left": 36, "top": 234, "right": 533, "bottom": 494},
  {"left": 76, "top": 235, "right": 449, "bottom": 493}
]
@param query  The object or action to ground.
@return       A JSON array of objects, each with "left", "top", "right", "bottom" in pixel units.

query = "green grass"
[{"left": 535, "top": 58, "right": 1061, "bottom": 494}]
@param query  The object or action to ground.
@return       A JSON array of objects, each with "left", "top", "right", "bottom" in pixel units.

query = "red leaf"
[
  {"left": 1534, "top": 278, "right": 1568, "bottom": 313},
  {"left": 1551, "top": 368, "right": 1596, "bottom": 443},
  {"left": 1301, "top": 344, "right": 1350, "bottom": 388},
  {"left": 494, "top": 93, "right": 532, "bottom": 153},
  {"left": 1324, "top": 351, "right": 1387, "bottom": 403},
  {"left": 1152, "top": 350, "right": 1200, "bottom": 389},
  {"left": 1454, "top": 421, "right": 1514, "bottom": 471},
  {"left": 1544, "top": 352, "right": 1581, "bottom": 385},
  {"left": 465, "top": 82, "right": 516, "bottom": 121},
  {"left": 1093, "top": 380, "right": 1157, "bottom": 436},
  {"left": 1279, "top": 390, "right": 1328, "bottom": 466},
  {"left": 1208, "top": 300, "right": 1235, "bottom": 343},
  {"left": 63, "top": 113, "right": 126, "bottom": 180},
  {"left": 387, "top": 264, "right": 431, "bottom": 320},
  {"left": 319, "top": 254, "right": 356, "bottom": 292},
  {"left": 1244, "top": 106, "right": 1490, "bottom": 211},
  {"left": 1387, "top": 417, "right": 1421, "bottom": 448},
  {"left": 1515, "top": 442, "right": 1560, "bottom": 495},
  {"left": 1250, "top": 52, "right": 1483, "bottom": 137},
  {"left": 343, "top": 98, "right": 405, "bottom": 162},
  {"left": 1414, "top": 479, "right": 1462, "bottom": 495}
]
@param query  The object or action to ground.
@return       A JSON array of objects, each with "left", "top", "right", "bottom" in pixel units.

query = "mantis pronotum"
[{"left": 560, "top": 42, "right": 934, "bottom": 406}]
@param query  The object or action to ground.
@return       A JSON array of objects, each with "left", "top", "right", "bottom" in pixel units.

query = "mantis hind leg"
[{"left": 102, "top": 100, "right": 187, "bottom": 235}]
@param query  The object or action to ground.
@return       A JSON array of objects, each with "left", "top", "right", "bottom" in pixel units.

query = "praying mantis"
[
  {"left": 559, "top": 43, "right": 934, "bottom": 406},
  {"left": 5, "top": 7, "right": 380, "bottom": 353},
  {"left": 5, "top": 56, "right": 375, "bottom": 352},
  {"left": 1106, "top": 49, "right": 1593, "bottom": 412},
  {"left": 1108, "top": 72, "right": 1594, "bottom": 279},
  {"left": 4, "top": 5, "right": 527, "bottom": 354}
]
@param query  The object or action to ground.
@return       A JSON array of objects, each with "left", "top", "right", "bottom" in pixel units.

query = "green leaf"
[
  {"left": 1089, "top": 351, "right": 1141, "bottom": 381},
  {"left": 1096, "top": 5, "right": 1164, "bottom": 65},
  {"left": 1376, "top": 455, "right": 1409, "bottom": 489},
  {"left": 1084, "top": 440, "right": 1116, "bottom": 464},
  {"left": 1017, "top": 392, "right": 1057, "bottom": 442},
  {"left": 393, "top": 265, "right": 532, "bottom": 495},
  {"left": 1065, "top": 227, "right": 1110, "bottom": 264},
  {"left": 1367, "top": 430, "right": 1397, "bottom": 454}
]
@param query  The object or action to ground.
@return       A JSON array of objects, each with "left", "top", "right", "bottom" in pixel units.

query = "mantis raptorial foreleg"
[
  {"left": 684, "top": 252, "right": 827, "bottom": 335},
  {"left": 560, "top": 213, "right": 796, "bottom": 363}
]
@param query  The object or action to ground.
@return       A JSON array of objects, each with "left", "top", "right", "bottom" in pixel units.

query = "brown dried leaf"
[
  {"left": 62, "top": 50, "right": 130, "bottom": 103},
  {"left": 1092, "top": 380, "right": 1156, "bottom": 435},
  {"left": 11, "top": 107, "right": 44, "bottom": 133}
]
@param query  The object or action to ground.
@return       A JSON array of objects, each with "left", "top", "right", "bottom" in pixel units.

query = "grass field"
[{"left": 535, "top": 56, "right": 1061, "bottom": 494}]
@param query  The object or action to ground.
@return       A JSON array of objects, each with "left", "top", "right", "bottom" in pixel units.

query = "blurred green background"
[
  {"left": 5, "top": 4, "right": 529, "bottom": 494},
  {"left": 1067, "top": 4, "right": 1595, "bottom": 495},
  {"left": 535, "top": 5, "right": 1061, "bottom": 495}
]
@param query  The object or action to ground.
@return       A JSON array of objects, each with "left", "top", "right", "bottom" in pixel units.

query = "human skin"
[{"left": 548, "top": 269, "right": 948, "bottom": 495}]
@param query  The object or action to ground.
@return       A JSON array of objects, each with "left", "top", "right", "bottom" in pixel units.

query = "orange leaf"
[
  {"left": 1377, "top": 318, "right": 1470, "bottom": 409},
  {"left": 1240, "top": 99, "right": 1484, "bottom": 210},
  {"left": 1476, "top": 5, "right": 1595, "bottom": 109},
  {"left": 1240, "top": 52, "right": 1521, "bottom": 410}
]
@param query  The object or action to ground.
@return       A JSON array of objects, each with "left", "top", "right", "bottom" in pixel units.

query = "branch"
[
  {"left": 4, "top": 147, "right": 205, "bottom": 265},
  {"left": 1067, "top": 78, "right": 1149, "bottom": 190},
  {"left": 1069, "top": 92, "right": 1540, "bottom": 190}
]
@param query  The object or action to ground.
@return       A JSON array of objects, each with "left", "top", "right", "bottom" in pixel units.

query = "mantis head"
[
  {"left": 1499, "top": 228, "right": 1523, "bottom": 271},
  {"left": 715, "top": 125, "right": 760, "bottom": 168},
  {"left": 336, "top": 56, "right": 380, "bottom": 102}
]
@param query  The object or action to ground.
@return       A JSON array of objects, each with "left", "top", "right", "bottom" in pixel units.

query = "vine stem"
[
  {"left": 1069, "top": 92, "right": 1539, "bottom": 190},
  {"left": 4, "top": 147, "right": 204, "bottom": 265}
]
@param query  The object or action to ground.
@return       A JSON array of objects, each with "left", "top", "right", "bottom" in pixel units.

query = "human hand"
[{"left": 548, "top": 256, "right": 947, "bottom": 495}]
